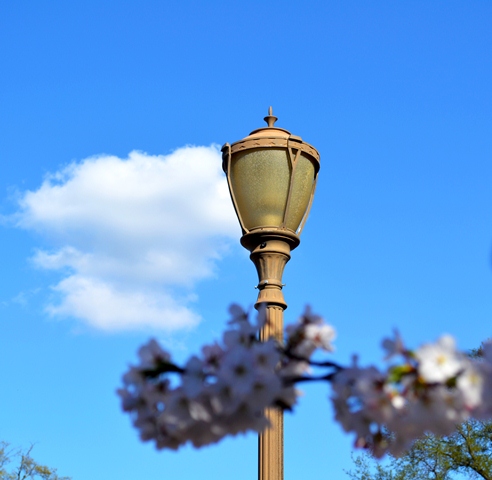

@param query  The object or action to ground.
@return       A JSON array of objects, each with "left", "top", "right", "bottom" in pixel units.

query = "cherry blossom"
[
  {"left": 415, "top": 335, "right": 462, "bottom": 383},
  {"left": 118, "top": 305, "right": 492, "bottom": 458}
]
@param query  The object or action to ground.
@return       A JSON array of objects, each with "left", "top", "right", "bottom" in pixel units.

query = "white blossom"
[
  {"left": 304, "top": 323, "right": 336, "bottom": 352},
  {"left": 118, "top": 305, "right": 492, "bottom": 457},
  {"left": 415, "top": 335, "right": 463, "bottom": 383},
  {"left": 285, "top": 306, "right": 336, "bottom": 359}
]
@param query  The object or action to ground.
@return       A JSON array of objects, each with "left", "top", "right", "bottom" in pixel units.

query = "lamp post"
[{"left": 222, "top": 108, "right": 320, "bottom": 480}]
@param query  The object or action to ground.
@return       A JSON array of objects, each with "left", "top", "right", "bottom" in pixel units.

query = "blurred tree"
[
  {"left": 346, "top": 420, "right": 492, "bottom": 480},
  {"left": 0, "top": 442, "right": 70, "bottom": 480}
]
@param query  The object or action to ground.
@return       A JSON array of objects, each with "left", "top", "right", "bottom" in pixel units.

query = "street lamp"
[{"left": 222, "top": 108, "right": 320, "bottom": 480}]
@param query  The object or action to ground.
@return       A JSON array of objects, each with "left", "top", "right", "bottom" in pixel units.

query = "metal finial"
[{"left": 264, "top": 106, "right": 278, "bottom": 128}]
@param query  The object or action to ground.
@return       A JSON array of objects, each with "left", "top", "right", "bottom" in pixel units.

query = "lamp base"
[{"left": 241, "top": 230, "right": 299, "bottom": 311}]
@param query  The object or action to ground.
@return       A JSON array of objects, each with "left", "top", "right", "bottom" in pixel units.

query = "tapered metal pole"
[
  {"left": 258, "top": 305, "right": 284, "bottom": 480},
  {"left": 250, "top": 238, "right": 292, "bottom": 480}
]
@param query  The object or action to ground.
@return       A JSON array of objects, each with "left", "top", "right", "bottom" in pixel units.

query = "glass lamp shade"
[{"left": 226, "top": 146, "right": 317, "bottom": 234}]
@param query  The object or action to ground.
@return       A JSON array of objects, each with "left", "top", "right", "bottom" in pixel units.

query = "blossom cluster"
[
  {"left": 332, "top": 332, "right": 492, "bottom": 457},
  {"left": 118, "top": 305, "right": 335, "bottom": 450},
  {"left": 118, "top": 305, "right": 492, "bottom": 457}
]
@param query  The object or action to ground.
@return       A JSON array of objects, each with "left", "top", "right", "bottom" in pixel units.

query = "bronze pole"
[
  {"left": 246, "top": 236, "right": 295, "bottom": 480},
  {"left": 258, "top": 305, "right": 284, "bottom": 480}
]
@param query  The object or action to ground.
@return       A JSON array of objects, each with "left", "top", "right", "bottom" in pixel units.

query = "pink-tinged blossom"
[
  {"left": 217, "top": 346, "right": 257, "bottom": 398},
  {"left": 247, "top": 374, "right": 282, "bottom": 410},
  {"left": 481, "top": 340, "right": 492, "bottom": 363},
  {"left": 227, "top": 303, "right": 249, "bottom": 324},
  {"left": 182, "top": 356, "right": 206, "bottom": 399},
  {"left": 381, "top": 330, "right": 405, "bottom": 360},
  {"left": 285, "top": 306, "right": 337, "bottom": 359},
  {"left": 304, "top": 323, "right": 336, "bottom": 352},
  {"left": 201, "top": 342, "right": 224, "bottom": 373},
  {"left": 119, "top": 305, "right": 492, "bottom": 456},
  {"left": 251, "top": 341, "right": 280, "bottom": 373},
  {"left": 456, "top": 361, "right": 484, "bottom": 410},
  {"left": 118, "top": 307, "right": 289, "bottom": 450},
  {"left": 138, "top": 338, "right": 171, "bottom": 368}
]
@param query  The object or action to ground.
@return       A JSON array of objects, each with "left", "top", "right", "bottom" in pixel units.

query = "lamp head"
[{"left": 222, "top": 108, "right": 320, "bottom": 252}]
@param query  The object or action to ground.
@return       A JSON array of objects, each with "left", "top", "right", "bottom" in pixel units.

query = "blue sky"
[{"left": 1, "top": 1, "right": 491, "bottom": 479}]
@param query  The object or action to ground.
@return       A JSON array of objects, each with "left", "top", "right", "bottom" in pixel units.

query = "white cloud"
[{"left": 15, "top": 146, "right": 239, "bottom": 332}]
